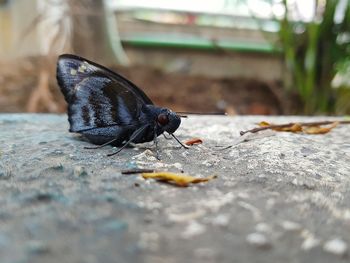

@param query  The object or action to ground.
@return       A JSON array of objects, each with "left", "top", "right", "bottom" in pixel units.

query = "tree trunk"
[{"left": 69, "top": 0, "right": 116, "bottom": 65}]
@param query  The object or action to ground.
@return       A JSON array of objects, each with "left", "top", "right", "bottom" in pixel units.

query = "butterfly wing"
[{"left": 57, "top": 54, "right": 153, "bottom": 133}]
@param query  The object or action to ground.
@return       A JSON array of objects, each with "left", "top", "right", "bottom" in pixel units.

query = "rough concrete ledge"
[{"left": 1, "top": 114, "right": 350, "bottom": 263}]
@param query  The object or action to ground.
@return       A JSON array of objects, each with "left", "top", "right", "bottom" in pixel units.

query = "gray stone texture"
[{"left": 0, "top": 114, "right": 349, "bottom": 263}]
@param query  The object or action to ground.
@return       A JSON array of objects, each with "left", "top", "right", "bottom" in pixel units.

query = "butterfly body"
[
  {"left": 56, "top": 54, "right": 182, "bottom": 156},
  {"left": 79, "top": 105, "right": 179, "bottom": 146}
]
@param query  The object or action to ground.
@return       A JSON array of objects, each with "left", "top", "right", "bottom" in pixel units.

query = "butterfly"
[{"left": 56, "top": 54, "right": 187, "bottom": 159}]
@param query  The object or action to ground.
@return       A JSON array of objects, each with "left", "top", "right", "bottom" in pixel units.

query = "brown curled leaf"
[
  {"left": 304, "top": 121, "right": 338, "bottom": 134},
  {"left": 142, "top": 172, "right": 216, "bottom": 187},
  {"left": 275, "top": 123, "right": 303, "bottom": 132},
  {"left": 185, "top": 138, "right": 203, "bottom": 146},
  {"left": 241, "top": 120, "right": 349, "bottom": 136},
  {"left": 259, "top": 121, "right": 302, "bottom": 132},
  {"left": 258, "top": 121, "right": 271, "bottom": 127}
]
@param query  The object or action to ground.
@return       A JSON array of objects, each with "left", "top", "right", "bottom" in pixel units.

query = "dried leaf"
[
  {"left": 259, "top": 121, "right": 302, "bottom": 132},
  {"left": 258, "top": 121, "right": 271, "bottom": 127},
  {"left": 241, "top": 120, "right": 348, "bottom": 136},
  {"left": 304, "top": 122, "right": 338, "bottom": 134},
  {"left": 185, "top": 138, "right": 203, "bottom": 146},
  {"left": 142, "top": 172, "right": 216, "bottom": 187},
  {"left": 275, "top": 123, "right": 303, "bottom": 132}
]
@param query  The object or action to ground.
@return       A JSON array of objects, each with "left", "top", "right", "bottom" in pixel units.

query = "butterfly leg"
[
  {"left": 84, "top": 138, "right": 119, "bottom": 149},
  {"left": 163, "top": 133, "right": 172, "bottom": 140},
  {"left": 153, "top": 126, "right": 161, "bottom": 160},
  {"left": 169, "top": 133, "right": 189, "bottom": 149},
  {"left": 107, "top": 125, "right": 148, "bottom": 157}
]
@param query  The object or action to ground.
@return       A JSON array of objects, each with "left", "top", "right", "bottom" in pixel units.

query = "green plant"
[
  {"left": 276, "top": 0, "right": 350, "bottom": 114},
  {"left": 333, "top": 59, "right": 350, "bottom": 113}
]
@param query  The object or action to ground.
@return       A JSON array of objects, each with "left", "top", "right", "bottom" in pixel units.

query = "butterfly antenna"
[
  {"left": 170, "top": 133, "right": 189, "bottom": 149},
  {"left": 176, "top": 111, "right": 227, "bottom": 116}
]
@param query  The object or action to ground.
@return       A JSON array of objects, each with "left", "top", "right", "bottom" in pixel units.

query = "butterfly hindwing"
[
  {"left": 56, "top": 54, "right": 154, "bottom": 133},
  {"left": 67, "top": 76, "right": 142, "bottom": 132}
]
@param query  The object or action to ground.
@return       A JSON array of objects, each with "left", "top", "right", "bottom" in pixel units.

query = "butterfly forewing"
[{"left": 56, "top": 54, "right": 154, "bottom": 133}]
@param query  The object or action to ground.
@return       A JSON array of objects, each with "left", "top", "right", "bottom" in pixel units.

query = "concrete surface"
[{"left": 0, "top": 114, "right": 350, "bottom": 263}]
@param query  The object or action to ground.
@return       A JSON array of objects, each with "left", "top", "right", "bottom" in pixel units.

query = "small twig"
[
  {"left": 121, "top": 168, "right": 155, "bottom": 175},
  {"left": 240, "top": 120, "right": 350, "bottom": 136}
]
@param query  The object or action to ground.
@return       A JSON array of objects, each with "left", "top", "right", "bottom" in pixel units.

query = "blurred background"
[{"left": 0, "top": 0, "right": 349, "bottom": 115}]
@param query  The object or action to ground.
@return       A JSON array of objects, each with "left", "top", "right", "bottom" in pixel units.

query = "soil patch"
[{"left": 0, "top": 57, "right": 294, "bottom": 114}]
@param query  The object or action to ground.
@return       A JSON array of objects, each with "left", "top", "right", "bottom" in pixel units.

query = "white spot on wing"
[
  {"left": 70, "top": 69, "right": 77, "bottom": 75},
  {"left": 78, "top": 61, "right": 89, "bottom": 73}
]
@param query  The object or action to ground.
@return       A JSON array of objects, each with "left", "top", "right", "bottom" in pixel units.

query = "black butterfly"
[{"left": 56, "top": 54, "right": 187, "bottom": 159}]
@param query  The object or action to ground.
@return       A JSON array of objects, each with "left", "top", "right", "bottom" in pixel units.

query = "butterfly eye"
[{"left": 157, "top": 114, "right": 169, "bottom": 126}]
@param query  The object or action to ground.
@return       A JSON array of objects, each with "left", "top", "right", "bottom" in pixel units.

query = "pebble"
[
  {"left": 152, "top": 162, "right": 167, "bottom": 169},
  {"left": 301, "top": 236, "right": 320, "bottom": 251},
  {"left": 138, "top": 232, "right": 159, "bottom": 252},
  {"left": 9, "top": 141, "right": 18, "bottom": 149},
  {"left": 246, "top": 233, "right": 271, "bottom": 249},
  {"left": 49, "top": 164, "right": 64, "bottom": 172},
  {"left": 255, "top": 223, "right": 272, "bottom": 233},
  {"left": 281, "top": 221, "right": 301, "bottom": 231},
  {"left": 330, "top": 191, "right": 343, "bottom": 201},
  {"left": 98, "top": 220, "right": 128, "bottom": 234},
  {"left": 203, "top": 192, "right": 235, "bottom": 212},
  {"left": 181, "top": 151, "right": 190, "bottom": 158},
  {"left": 69, "top": 154, "right": 79, "bottom": 160},
  {"left": 74, "top": 166, "right": 88, "bottom": 177},
  {"left": 323, "top": 238, "right": 348, "bottom": 257},
  {"left": 135, "top": 175, "right": 146, "bottom": 182},
  {"left": 181, "top": 221, "right": 206, "bottom": 239},
  {"left": 168, "top": 210, "right": 206, "bottom": 223},
  {"left": 173, "top": 162, "right": 183, "bottom": 170},
  {"left": 201, "top": 159, "right": 220, "bottom": 167},
  {"left": 237, "top": 192, "right": 250, "bottom": 199},
  {"left": 211, "top": 214, "right": 230, "bottom": 227},
  {"left": 51, "top": 149, "right": 64, "bottom": 155},
  {"left": 0, "top": 164, "right": 11, "bottom": 179},
  {"left": 291, "top": 178, "right": 316, "bottom": 189},
  {"left": 26, "top": 240, "right": 50, "bottom": 255},
  {"left": 132, "top": 150, "right": 156, "bottom": 161}
]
